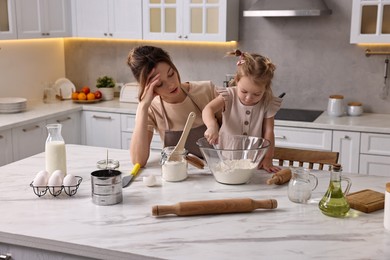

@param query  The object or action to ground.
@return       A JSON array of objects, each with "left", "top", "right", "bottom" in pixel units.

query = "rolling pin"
[
  {"left": 152, "top": 198, "right": 277, "bottom": 217},
  {"left": 266, "top": 168, "right": 292, "bottom": 185}
]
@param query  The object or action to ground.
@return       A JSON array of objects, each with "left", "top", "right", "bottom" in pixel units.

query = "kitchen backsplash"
[{"left": 1, "top": 0, "right": 390, "bottom": 113}]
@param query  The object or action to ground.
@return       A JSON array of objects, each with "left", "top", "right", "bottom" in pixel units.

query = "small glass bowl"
[{"left": 96, "top": 159, "right": 120, "bottom": 170}]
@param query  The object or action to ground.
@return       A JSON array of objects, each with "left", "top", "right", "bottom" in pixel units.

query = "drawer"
[
  {"left": 361, "top": 133, "right": 390, "bottom": 156},
  {"left": 121, "top": 114, "right": 136, "bottom": 132},
  {"left": 359, "top": 154, "right": 390, "bottom": 176},
  {"left": 275, "top": 126, "right": 332, "bottom": 151}
]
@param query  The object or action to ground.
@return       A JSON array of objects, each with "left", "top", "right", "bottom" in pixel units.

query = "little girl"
[{"left": 202, "top": 49, "right": 282, "bottom": 173}]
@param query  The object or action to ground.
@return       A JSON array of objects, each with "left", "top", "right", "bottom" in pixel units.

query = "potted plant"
[{"left": 96, "top": 76, "right": 115, "bottom": 101}]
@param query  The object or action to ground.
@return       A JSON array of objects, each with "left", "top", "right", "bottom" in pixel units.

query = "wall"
[{"left": 0, "top": 39, "right": 65, "bottom": 101}]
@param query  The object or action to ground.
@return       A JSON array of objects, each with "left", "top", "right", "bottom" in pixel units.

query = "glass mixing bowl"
[{"left": 197, "top": 135, "right": 270, "bottom": 185}]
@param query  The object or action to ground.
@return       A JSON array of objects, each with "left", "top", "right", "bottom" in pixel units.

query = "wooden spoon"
[{"left": 168, "top": 112, "right": 196, "bottom": 161}]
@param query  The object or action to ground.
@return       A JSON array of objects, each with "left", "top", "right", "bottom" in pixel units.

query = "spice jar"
[{"left": 160, "top": 146, "right": 188, "bottom": 182}]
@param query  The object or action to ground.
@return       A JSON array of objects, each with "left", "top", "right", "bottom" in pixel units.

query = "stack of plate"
[{"left": 0, "top": 97, "right": 27, "bottom": 113}]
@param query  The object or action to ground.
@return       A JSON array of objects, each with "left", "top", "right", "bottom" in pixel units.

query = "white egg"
[
  {"left": 143, "top": 175, "right": 157, "bottom": 187},
  {"left": 51, "top": 170, "right": 65, "bottom": 181},
  {"left": 48, "top": 173, "right": 63, "bottom": 193},
  {"left": 33, "top": 174, "right": 47, "bottom": 187},
  {"left": 63, "top": 174, "right": 78, "bottom": 186}
]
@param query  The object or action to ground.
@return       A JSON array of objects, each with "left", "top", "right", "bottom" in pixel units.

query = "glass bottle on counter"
[
  {"left": 45, "top": 123, "right": 67, "bottom": 175},
  {"left": 319, "top": 164, "right": 352, "bottom": 217}
]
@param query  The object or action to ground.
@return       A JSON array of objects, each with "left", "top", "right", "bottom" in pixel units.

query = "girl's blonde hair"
[{"left": 227, "top": 49, "right": 276, "bottom": 107}]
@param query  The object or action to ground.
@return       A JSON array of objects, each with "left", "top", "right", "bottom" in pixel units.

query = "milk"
[{"left": 45, "top": 140, "right": 67, "bottom": 175}]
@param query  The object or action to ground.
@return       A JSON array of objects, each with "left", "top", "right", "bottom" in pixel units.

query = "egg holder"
[{"left": 30, "top": 176, "right": 83, "bottom": 197}]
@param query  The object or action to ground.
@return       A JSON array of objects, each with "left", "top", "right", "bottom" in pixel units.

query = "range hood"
[{"left": 243, "top": 0, "right": 332, "bottom": 17}]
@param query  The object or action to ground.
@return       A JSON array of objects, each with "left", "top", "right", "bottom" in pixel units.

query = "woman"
[{"left": 127, "top": 45, "right": 220, "bottom": 167}]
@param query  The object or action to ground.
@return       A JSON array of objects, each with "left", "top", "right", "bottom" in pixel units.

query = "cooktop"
[{"left": 274, "top": 108, "right": 323, "bottom": 122}]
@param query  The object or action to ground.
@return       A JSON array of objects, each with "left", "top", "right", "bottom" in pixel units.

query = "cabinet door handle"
[
  {"left": 0, "top": 135, "right": 3, "bottom": 140},
  {"left": 275, "top": 135, "right": 286, "bottom": 140},
  {"left": 104, "top": 33, "right": 108, "bottom": 36},
  {"left": 22, "top": 125, "right": 40, "bottom": 132},
  {"left": 92, "top": 115, "right": 112, "bottom": 120},
  {"left": 178, "top": 35, "right": 182, "bottom": 39},
  {"left": 56, "top": 117, "right": 71, "bottom": 123},
  {"left": 109, "top": 33, "right": 113, "bottom": 36},
  {"left": 0, "top": 253, "right": 12, "bottom": 259},
  {"left": 184, "top": 35, "right": 188, "bottom": 39}
]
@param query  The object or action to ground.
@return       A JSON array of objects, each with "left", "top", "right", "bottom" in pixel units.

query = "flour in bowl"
[{"left": 210, "top": 159, "right": 257, "bottom": 184}]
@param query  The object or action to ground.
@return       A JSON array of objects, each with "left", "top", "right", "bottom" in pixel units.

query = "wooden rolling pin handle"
[
  {"left": 266, "top": 168, "right": 292, "bottom": 185},
  {"left": 152, "top": 198, "right": 278, "bottom": 216}
]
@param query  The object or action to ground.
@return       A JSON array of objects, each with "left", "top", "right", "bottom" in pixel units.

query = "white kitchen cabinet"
[
  {"left": 0, "top": 129, "right": 13, "bottom": 166},
  {"left": 0, "top": 0, "right": 17, "bottom": 40},
  {"left": 15, "top": 0, "right": 71, "bottom": 39},
  {"left": 142, "top": 0, "right": 239, "bottom": 42},
  {"left": 332, "top": 130, "right": 360, "bottom": 173},
  {"left": 82, "top": 111, "right": 121, "bottom": 149},
  {"left": 11, "top": 120, "right": 46, "bottom": 161},
  {"left": 359, "top": 132, "right": 390, "bottom": 176},
  {"left": 274, "top": 126, "right": 333, "bottom": 151},
  {"left": 46, "top": 112, "right": 81, "bottom": 145},
  {"left": 72, "top": 0, "right": 142, "bottom": 39},
  {"left": 350, "top": 0, "right": 390, "bottom": 43},
  {"left": 120, "top": 114, "right": 162, "bottom": 150}
]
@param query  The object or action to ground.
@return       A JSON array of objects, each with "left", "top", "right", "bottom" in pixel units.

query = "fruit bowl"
[{"left": 197, "top": 135, "right": 270, "bottom": 184}]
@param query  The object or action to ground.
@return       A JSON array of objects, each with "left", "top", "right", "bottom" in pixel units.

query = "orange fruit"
[
  {"left": 78, "top": 92, "right": 87, "bottom": 100},
  {"left": 87, "top": 93, "right": 95, "bottom": 100},
  {"left": 71, "top": 91, "right": 79, "bottom": 100}
]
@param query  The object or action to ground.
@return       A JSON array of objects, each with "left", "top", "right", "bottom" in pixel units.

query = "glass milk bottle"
[{"left": 45, "top": 124, "right": 67, "bottom": 175}]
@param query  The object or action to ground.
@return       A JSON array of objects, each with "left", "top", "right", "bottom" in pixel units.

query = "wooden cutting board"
[{"left": 347, "top": 189, "right": 385, "bottom": 213}]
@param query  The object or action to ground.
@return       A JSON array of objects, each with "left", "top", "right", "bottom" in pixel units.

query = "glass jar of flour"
[{"left": 160, "top": 146, "right": 188, "bottom": 182}]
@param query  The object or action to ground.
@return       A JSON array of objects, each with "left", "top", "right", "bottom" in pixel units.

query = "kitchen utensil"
[
  {"left": 168, "top": 112, "right": 196, "bottom": 161},
  {"left": 185, "top": 154, "right": 205, "bottom": 169},
  {"left": 266, "top": 168, "right": 292, "bottom": 185},
  {"left": 53, "top": 78, "right": 76, "bottom": 100},
  {"left": 197, "top": 134, "right": 270, "bottom": 185},
  {"left": 288, "top": 167, "right": 318, "bottom": 203},
  {"left": 91, "top": 169, "right": 123, "bottom": 206},
  {"left": 122, "top": 163, "right": 141, "bottom": 188},
  {"left": 152, "top": 198, "right": 278, "bottom": 217},
  {"left": 319, "top": 164, "right": 352, "bottom": 217},
  {"left": 347, "top": 189, "right": 384, "bottom": 213}
]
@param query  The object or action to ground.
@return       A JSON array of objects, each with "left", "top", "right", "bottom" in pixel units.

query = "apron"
[{"left": 161, "top": 86, "right": 206, "bottom": 158}]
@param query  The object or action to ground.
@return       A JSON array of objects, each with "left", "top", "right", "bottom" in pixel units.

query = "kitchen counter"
[
  {"left": 0, "top": 145, "right": 389, "bottom": 260},
  {"left": 1, "top": 99, "right": 390, "bottom": 134}
]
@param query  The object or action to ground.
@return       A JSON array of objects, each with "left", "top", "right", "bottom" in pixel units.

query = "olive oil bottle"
[{"left": 319, "top": 164, "right": 352, "bottom": 217}]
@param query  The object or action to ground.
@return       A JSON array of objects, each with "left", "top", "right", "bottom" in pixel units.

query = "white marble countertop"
[
  {"left": 0, "top": 145, "right": 389, "bottom": 260},
  {"left": 1, "top": 99, "right": 390, "bottom": 134}
]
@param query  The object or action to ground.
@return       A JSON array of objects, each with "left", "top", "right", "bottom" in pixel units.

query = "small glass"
[{"left": 160, "top": 146, "right": 188, "bottom": 182}]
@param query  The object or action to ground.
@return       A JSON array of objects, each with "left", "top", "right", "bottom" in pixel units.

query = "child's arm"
[
  {"left": 202, "top": 95, "right": 225, "bottom": 144},
  {"left": 260, "top": 117, "right": 281, "bottom": 173}
]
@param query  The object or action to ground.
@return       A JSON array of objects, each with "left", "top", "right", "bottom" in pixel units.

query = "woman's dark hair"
[{"left": 127, "top": 46, "right": 181, "bottom": 101}]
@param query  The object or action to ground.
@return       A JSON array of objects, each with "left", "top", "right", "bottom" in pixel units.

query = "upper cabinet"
[
  {"left": 72, "top": 0, "right": 142, "bottom": 39},
  {"left": 15, "top": 0, "right": 71, "bottom": 39},
  {"left": 142, "top": 0, "right": 239, "bottom": 42},
  {"left": 0, "top": 0, "right": 17, "bottom": 40},
  {"left": 350, "top": 0, "right": 390, "bottom": 43}
]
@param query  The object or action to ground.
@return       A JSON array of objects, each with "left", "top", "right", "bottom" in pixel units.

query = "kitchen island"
[{"left": 0, "top": 145, "right": 389, "bottom": 260}]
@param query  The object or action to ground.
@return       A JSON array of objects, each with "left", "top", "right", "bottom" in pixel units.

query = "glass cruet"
[
  {"left": 319, "top": 164, "right": 352, "bottom": 217},
  {"left": 45, "top": 123, "right": 67, "bottom": 175}
]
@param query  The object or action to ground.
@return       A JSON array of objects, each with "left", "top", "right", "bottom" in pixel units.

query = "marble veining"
[{"left": 0, "top": 145, "right": 389, "bottom": 260}]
